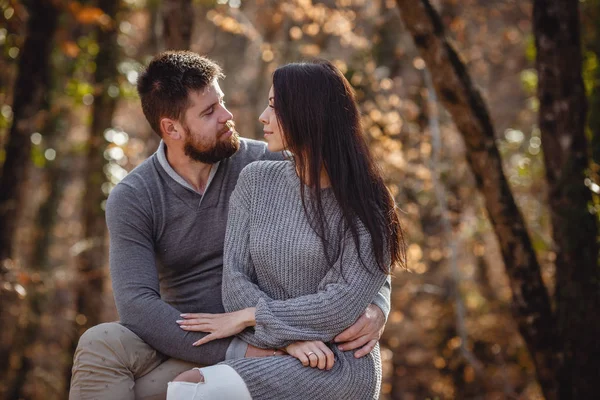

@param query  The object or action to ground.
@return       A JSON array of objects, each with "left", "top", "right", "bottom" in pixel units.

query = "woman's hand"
[
  {"left": 284, "top": 341, "right": 335, "bottom": 370},
  {"left": 177, "top": 308, "right": 256, "bottom": 346}
]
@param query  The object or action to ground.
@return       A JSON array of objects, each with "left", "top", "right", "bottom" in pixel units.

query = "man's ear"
[{"left": 160, "top": 117, "right": 182, "bottom": 140}]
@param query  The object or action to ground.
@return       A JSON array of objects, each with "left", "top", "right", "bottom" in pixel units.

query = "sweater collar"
[{"left": 156, "top": 140, "right": 220, "bottom": 196}]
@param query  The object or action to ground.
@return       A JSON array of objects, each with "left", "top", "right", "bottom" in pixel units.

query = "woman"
[{"left": 167, "top": 60, "right": 405, "bottom": 400}]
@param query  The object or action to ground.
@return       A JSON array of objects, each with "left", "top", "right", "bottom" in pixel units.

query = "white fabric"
[{"left": 166, "top": 365, "right": 252, "bottom": 400}]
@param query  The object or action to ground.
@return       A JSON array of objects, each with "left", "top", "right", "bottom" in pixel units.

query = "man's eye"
[{"left": 204, "top": 107, "right": 214, "bottom": 116}]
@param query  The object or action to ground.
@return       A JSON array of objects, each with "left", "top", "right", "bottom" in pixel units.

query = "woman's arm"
[{"left": 246, "top": 228, "right": 389, "bottom": 348}]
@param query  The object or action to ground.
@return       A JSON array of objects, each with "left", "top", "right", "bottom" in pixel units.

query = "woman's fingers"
[
  {"left": 316, "top": 342, "right": 335, "bottom": 370},
  {"left": 180, "top": 313, "right": 213, "bottom": 320},
  {"left": 286, "top": 341, "right": 336, "bottom": 369},
  {"left": 177, "top": 319, "right": 214, "bottom": 331},
  {"left": 306, "top": 343, "right": 330, "bottom": 369},
  {"left": 307, "top": 351, "right": 319, "bottom": 368},
  {"left": 177, "top": 318, "right": 210, "bottom": 326},
  {"left": 192, "top": 333, "right": 217, "bottom": 346},
  {"left": 291, "top": 348, "right": 310, "bottom": 366},
  {"left": 179, "top": 324, "right": 211, "bottom": 331}
]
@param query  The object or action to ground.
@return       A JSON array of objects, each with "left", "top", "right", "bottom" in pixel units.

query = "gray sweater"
[
  {"left": 106, "top": 139, "right": 273, "bottom": 364},
  {"left": 106, "top": 139, "right": 391, "bottom": 367},
  {"left": 222, "top": 160, "right": 390, "bottom": 400}
]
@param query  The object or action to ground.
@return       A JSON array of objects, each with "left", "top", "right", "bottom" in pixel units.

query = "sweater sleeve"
[
  {"left": 372, "top": 275, "right": 392, "bottom": 320},
  {"left": 221, "top": 166, "right": 389, "bottom": 349},
  {"left": 106, "top": 182, "right": 231, "bottom": 365}
]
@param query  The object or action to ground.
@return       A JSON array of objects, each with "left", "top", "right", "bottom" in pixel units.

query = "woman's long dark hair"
[{"left": 272, "top": 60, "right": 406, "bottom": 273}]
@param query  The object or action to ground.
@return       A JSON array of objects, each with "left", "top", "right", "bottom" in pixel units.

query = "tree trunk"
[
  {"left": 0, "top": 0, "right": 59, "bottom": 386},
  {"left": 161, "top": 0, "right": 194, "bottom": 50},
  {"left": 0, "top": 0, "right": 58, "bottom": 265},
  {"left": 583, "top": 0, "right": 600, "bottom": 185},
  {"left": 66, "top": 0, "right": 121, "bottom": 386},
  {"left": 394, "top": 1, "right": 559, "bottom": 398},
  {"left": 7, "top": 108, "right": 71, "bottom": 399},
  {"left": 533, "top": 1, "right": 600, "bottom": 397}
]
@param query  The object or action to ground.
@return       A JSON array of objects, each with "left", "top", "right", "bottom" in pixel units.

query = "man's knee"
[
  {"left": 74, "top": 322, "right": 150, "bottom": 371},
  {"left": 76, "top": 322, "right": 138, "bottom": 354},
  {"left": 70, "top": 323, "right": 148, "bottom": 399}
]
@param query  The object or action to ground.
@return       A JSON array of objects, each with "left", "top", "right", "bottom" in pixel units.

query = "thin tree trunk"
[
  {"left": 0, "top": 0, "right": 59, "bottom": 386},
  {"left": 7, "top": 108, "right": 71, "bottom": 399},
  {"left": 161, "top": 0, "right": 194, "bottom": 50},
  {"left": 66, "top": 0, "right": 121, "bottom": 387},
  {"left": 0, "top": 0, "right": 58, "bottom": 263},
  {"left": 533, "top": 1, "right": 600, "bottom": 397},
  {"left": 583, "top": 0, "right": 600, "bottom": 188},
  {"left": 394, "top": 1, "right": 559, "bottom": 398}
]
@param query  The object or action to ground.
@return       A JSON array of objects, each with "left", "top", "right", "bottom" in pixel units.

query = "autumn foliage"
[{"left": 0, "top": 0, "right": 598, "bottom": 399}]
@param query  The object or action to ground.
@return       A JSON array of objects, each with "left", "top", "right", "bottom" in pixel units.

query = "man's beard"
[{"left": 183, "top": 121, "right": 240, "bottom": 164}]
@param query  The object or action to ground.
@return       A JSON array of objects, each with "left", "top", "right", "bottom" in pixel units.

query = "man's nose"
[{"left": 219, "top": 105, "right": 234, "bottom": 122}]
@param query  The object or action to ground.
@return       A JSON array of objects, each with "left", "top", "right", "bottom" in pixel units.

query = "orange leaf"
[
  {"left": 68, "top": 2, "right": 81, "bottom": 14},
  {"left": 17, "top": 272, "right": 30, "bottom": 285},
  {"left": 76, "top": 6, "right": 105, "bottom": 25},
  {"left": 60, "top": 40, "right": 80, "bottom": 58}
]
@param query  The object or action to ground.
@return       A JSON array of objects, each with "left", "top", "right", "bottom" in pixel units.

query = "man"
[{"left": 69, "top": 51, "right": 390, "bottom": 400}]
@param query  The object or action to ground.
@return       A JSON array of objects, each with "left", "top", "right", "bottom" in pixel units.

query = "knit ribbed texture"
[{"left": 221, "top": 160, "right": 389, "bottom": 400}]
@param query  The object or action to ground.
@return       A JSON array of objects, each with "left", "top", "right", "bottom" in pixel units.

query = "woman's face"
[{"left": 259, "top": 86, "right": 285, "bottom": 152}]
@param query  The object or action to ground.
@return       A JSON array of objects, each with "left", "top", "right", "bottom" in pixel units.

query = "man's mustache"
[{"left": 220, "top": 120, "right": 236, "bottom": 136}]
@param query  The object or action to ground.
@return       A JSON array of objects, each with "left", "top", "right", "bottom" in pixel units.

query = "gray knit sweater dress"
[{"left": 220, "top": 160, "right": 389, "bottom": 400}]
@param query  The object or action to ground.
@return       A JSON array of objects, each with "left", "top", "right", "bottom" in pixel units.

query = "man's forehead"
[
  {"left": 189, "top": 81, "right": 223, "bottom": 104},
  {"left": 201, "top": 80, "right": 223, "bottom": 95}
]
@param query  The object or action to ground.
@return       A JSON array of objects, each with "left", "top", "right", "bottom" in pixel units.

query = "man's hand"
[
  {"left": 334, "top": 304, "right": 385, "bottom": 358},
  {"left": 245, "top": 344, "right": 285, "bottom": 358}
]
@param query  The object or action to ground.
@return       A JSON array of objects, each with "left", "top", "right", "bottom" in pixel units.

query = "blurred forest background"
[{"left": 0, "top": 0, "right": 599, "bottom": 399}]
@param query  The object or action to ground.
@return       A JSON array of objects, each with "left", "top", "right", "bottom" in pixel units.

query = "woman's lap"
[{"left": 224, "top": 346, "right": 381, "bottom": 400}]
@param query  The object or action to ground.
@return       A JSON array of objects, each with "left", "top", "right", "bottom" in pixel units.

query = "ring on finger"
[{"left": 306, "top": 352, "right": 316, "bottom": 357}]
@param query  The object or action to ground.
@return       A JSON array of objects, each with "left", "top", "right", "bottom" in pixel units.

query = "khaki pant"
[{"left": 69, "top": 322, "right": 199, "bottom": 400}]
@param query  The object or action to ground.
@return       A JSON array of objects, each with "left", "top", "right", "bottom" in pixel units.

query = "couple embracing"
[{"left": 69, "top": 51, "right": 405, "bottom": 400}]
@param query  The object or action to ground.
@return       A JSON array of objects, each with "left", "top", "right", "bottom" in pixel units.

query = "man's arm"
[
  {"left": 333, "top": 276, "right": 390, "bottom": 357},
  {"left": 106, "top": 182, "right": 231, "bottom": 365}
]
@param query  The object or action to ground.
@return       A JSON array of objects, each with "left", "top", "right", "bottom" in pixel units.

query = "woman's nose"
[{"left": 258, "top": 109, "right": 268, "bottom": 125}]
